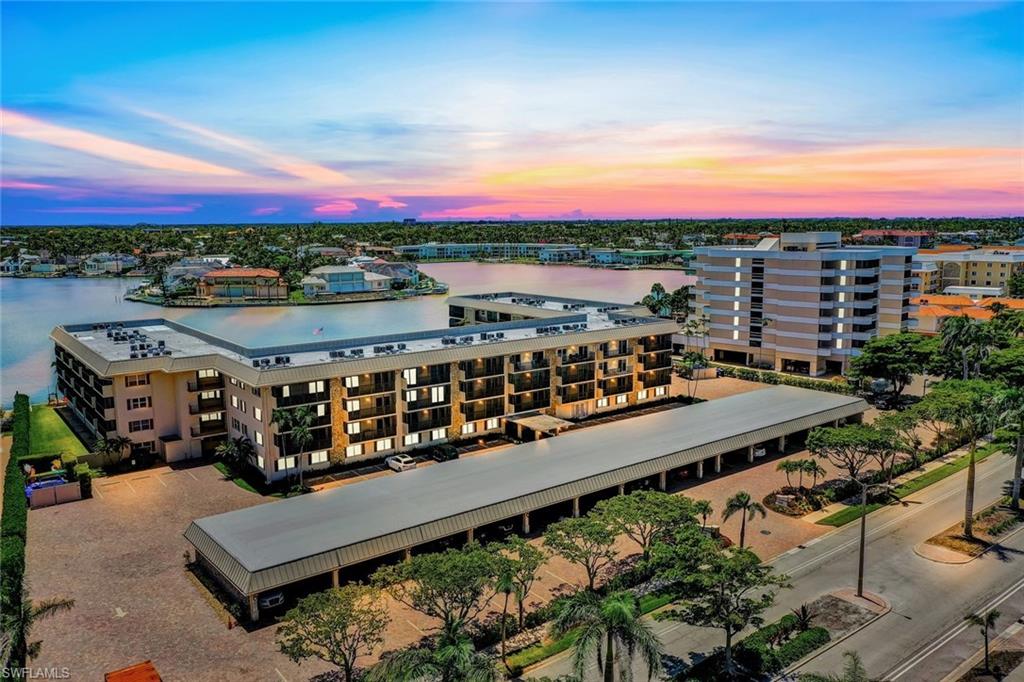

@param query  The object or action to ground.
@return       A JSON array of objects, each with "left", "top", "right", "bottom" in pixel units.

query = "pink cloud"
[
  {"left": 251, "top": 206, "right": 282, "bottom": 216},
  {"left": 0, "top": 179, "right": 60, "bottom": 191},
  {"left": 312, "top": 199, "right": 358, "bottom": 215},
  {"left": 377, "top": 198, "right": 408, "bottom": 209}
]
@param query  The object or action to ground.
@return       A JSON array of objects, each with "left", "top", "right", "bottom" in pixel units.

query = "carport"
[{"left": 184, "top": 386, "right": 867, "bottom": 620}]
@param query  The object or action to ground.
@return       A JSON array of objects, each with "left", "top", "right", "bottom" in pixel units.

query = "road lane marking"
[{"left": 887, "top": 572, "right": 1024, "bottom": 680}]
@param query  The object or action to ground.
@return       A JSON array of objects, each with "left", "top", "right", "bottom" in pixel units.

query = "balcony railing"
[
  {"left": 639, "top": 352, "right": 672, "bottom": 370},
  {"left": 275, "top": 390, "right": 330, "bottom": 408},
  {"left": 187, "top": 376, "right": 224, "bottom": 392},
  {"left": 460, "top": 358, "right": 505, "bottom": 380},
  {"left": 600, "top": 377, "right": 634, "bottom": 396},
  {"left": 557, "top": 349, "right": 593, "bottom": 365},
  {"left": 462, "top": 398, "right": 505, "bottom": 422},
  {"left": 601, "top": 343, "right": 634, "bottom": 358},
  {"left": 558, "top": 384, "right": 595, "bottom": 403},
  {"left": 404, "top": 407, "right": 453, "bottom": 432},
  {"left": 191, "top": 420, "right": 227, "bottom": 437},
  {"left": 345, "top": 401, "right": 396, "bottom": 419},
  {"left": 639, "top": 369, "right": 672, "bottom": 388},
  {"left": 460, "top": 378, "right": 505, "bottom": 401},
  {"left": 599, "top": 363, "right": 633, "bottom": 378},
  {"left": 509, "top": 371, "right": 551, "bottom": 393},
  {"left": 405, "top": 367, "right": 452, "bottom": 387},
  {"left": 510, "top": 391, "right": 551, "bottom": 413},
  {"left": 189, "top": 398, "right": 225, "bottom": 414},
  {"left": 557, "top": 365, "right": 596, "bottom": 384},
  {"left": 509, "top": 358, "right": 549, "bottom": 373},
  {"left": 274, "top": 427, "right": 333, "bottom": 452},
  {"left": 346, "top": 379, "right": 396, "bottom": 397},
  {"left": 639, "top": 336, "right": 672, "bottom": 352},
  {"left": 347, "top": 425, "right": 398, "bottom": 444}
]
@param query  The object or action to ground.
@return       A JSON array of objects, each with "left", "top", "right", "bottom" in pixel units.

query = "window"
[
  {"left": 597, "top": 398, "right": 609, "bottom": 408},
  {"left": 256, "top": 455, "right": 265, "bottom": 469},
  {"left": 346, "top": 444, "right": 363, "bottom": 458},
  {"left": 637, "top": 390, "right": 649, "bottom": 400},
  {"left": 125, "top": 373, "right": 150, "bottom": 387},
  {"left": 251, "top": 387, "right": 260, "bottom": 397},
  {"left": 198, "top": 369, "right": 218, "bottom": 379},
  {"left": 402, "top": 368, "right": 418, "bottom": 385},
  {"left": 310, "top": 450, "right": 328, "bottom": 465},
  {"left": 200, "top": 390, "right": 219, "bottom": 401},
  {"left": 308, "top": 380, "right": 325, "bottom": 393},
  {"left": 253, "top": 407, "right": 262, "bottom": 422},
  {"left": 461, "top": 423, "right": 476, "bottom": 435},
  {"left": 231, "top": 418, "right": 241, "bottom": 430},
  {"left": 126, "top": 396, "right": 151, "bottom": 410},
  {"left": 346, "top": 422, "right": 361, "bottom": 435},
  {"left": 431, "top": 386, "right": 446, "bottom": 403},
  {"left": 346, "top": 399, "right": 360, "bottom": 412},
  {"left": 344, "top": 376, "right": 359, "bottom": 389},
  {"left": 275, "top": 456, "right": 297, "bottom": 471},
  {"left": 431, "top": 428, "right": 446, "bottom": 441},
  {"left": 241, "top": 424, "right": 249, "bottom": 436},
  {"left": 229, "top": 377, "right": 239, "bottom": 386},
  {"left": 316, "top": 403, "right": 327, "bottom": 417},
  {"left": 200, "top": 412, "right": 221, "bottom": 423},
  {"left": 281, "top": 385, "right": 291, "bottom": 398},
  {"left": 616, "top": 394, "right": 628, "bottom": 405},
  {"left": 404, "top": 433, "right": 421, "bottom": 446},
  {"left": 654, "top": 386, "right": 667, "bottom": 397},
  {"left": 240, "top": 400, "right": 247, "bottom": 413},
  {"left": 255, "top": 431, "right": 264, "bottom": 446},
  {"left": 128, "top": 419, "right": 153, "bottom": 433},
  {"left": 376, "top": 438, "right": 393, "bottom": 452},
  {"left": 405, "top": 390, "right": 417, "bottom": 403},
  {"left": 485, "top": 418, "right": 499, "bottom": 430},
  {"left": 231, "top": 395, "right": 239, "bottom": 408}
]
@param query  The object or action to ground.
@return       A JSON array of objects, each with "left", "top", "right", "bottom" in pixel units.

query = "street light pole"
[{"left": 857, "top": 481, "right": 868, "bottom": 598}]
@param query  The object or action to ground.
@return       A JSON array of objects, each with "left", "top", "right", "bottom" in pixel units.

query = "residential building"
[
  {"left": 692, "top": 232, "right": 915, "bottom": 376},
  {"left": 914, "top": 247, "right": 1024, "bottom": 292},
  {"left": 163, "top": 258, "right": 218, "bottom": 290},
  {"left": 82, "top": 253, "right": 139, "bottom": 275},
  {"left": 853, "top": 229, "right": 933, "bottom": 249},
  {"left": 912, "top": 295, "right": 1024, "bottom": 335},
  {"left": 196, "top": 268, "right": 288, "bottom": 300},
  {"left": 0, "top": 257, "right": 31, "bottom": 275},
  {"left": 51, "top": 293, "right": 677, "bottom": 481},
  {"left": 589, "top": 248, "right": 692, "bottom": 266},
  {"left": 394, "top": 242, "right": 582, "bottom": 261},
  {"left": 359, "top": 259, "right": 421, "bottom": 286},
  {"left": 301, "top": 265, "right": 392, "bottom": 297}
]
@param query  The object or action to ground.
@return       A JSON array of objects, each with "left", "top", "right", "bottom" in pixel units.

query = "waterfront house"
[
  {"left": 359, "top": 259, "right": 421, "bottom": 286},
  {"left": 302, "top": 265, "right": 392, "bottom": 296},
  {"left": 82, "top": 252, "right": 139, "bottom": 275},
  {"left": 196, "top": 268, "right": 288, "bottom": 301},
  {"left": 0, "top": 257, "right": 29, "bottom": 275},
  {"left": 589, "top": 248, "right": 691, "bottom": 266}
]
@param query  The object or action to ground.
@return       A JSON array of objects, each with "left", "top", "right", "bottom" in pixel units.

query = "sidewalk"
[
  {"left": 941, "top": 618, "right": 1024, "bottom": 682},
  {"left": 803, "top": 440, "right": 984, "bottom": 524}
]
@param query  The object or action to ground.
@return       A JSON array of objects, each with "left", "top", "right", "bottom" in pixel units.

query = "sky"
[{"left": 1, "top": 2, "right": 1022, "bottom": 224}]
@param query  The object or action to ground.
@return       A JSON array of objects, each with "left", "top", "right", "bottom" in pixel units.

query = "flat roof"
[{"left": 185, "top": 386, "right": 867, "bottom": 595}]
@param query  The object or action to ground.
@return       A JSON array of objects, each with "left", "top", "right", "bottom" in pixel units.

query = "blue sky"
[{"left": 2, "top": 2, "right": 1022, "bottom": 223}]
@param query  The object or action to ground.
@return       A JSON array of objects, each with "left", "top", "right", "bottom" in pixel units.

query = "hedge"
[
  {"left": 2, "top": 393, "right": 31, "bottom": 672},
  {"left": 709, "top": 364, "right": 857, "bottom": 395}
]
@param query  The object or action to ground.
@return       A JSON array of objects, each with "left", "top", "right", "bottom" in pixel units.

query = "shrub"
[
  {"left": 61, "top": 453, "right": 79, "bottom": 481},
  {"left": 75, "top": 463, "right": 93, "bottom": 498},
  {"left": 2, "top": 393, "right": 30, "bottom": 672},
  {"left": 712, "top": 364, "right": 856, "bottom": 395}
]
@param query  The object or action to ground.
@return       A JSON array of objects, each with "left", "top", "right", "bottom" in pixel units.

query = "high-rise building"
[{"left": 692, "top": 232, "right": 915, "bottom": 376}]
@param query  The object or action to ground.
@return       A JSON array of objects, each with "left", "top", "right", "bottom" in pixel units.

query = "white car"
[
  {"left": 386, "top": 454, "right": 417, "bottom": 472},
  {"left": 753, "top": 446, "right": 767, "bottom": 459},
  {"left": 258, "top": 591, "right": 285, "bottom": 610}
]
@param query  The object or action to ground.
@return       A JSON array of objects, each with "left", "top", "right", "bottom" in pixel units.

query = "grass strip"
[
  {"left": 817, "top": 442, "right": 1005, "bottom": 527},
  {"left": 213, "top": 461, "right": 259, "bottom": 494},
  {"left": 27, "top": 405, "right": 88, "bottom": 458}
]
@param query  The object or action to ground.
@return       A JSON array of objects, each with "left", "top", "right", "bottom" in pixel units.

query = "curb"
[
  {"left": 914, "top": 520, "right": 1024, "bottom": 566},
  {"left": 775, "top": 592, "right": 892, "bottom": 680}
]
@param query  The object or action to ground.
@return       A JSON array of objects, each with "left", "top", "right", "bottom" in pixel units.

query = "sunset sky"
[{"left": 2, "top": 2, "right": 1022, "bottom": 224}]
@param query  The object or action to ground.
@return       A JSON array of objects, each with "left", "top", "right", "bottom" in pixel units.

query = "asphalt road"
[{"left": 527, "top": 450, "right": 1021, "bottom": 682}]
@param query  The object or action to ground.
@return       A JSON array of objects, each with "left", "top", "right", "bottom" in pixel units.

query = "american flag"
[{"left": 313, "top": 327, "right": 324, "bottom": 335}]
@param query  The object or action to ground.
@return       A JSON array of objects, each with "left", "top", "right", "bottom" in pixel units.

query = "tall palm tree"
[
  {"left": 776, "top": 460, "right": 799, "bottom": 488},
  {"left": 722, "top": 491, "right": 767, "bottom": 549},
  {"left": 964, "top": 610, "right": 1001, "bottom": 673},
  {"left": 941, "top": 316, "right": 994, "bottom": 380},
  {"left": 495, "top": 566, "right": 516, "bottom": 672},
  {"left": 694, "top": 499, "right": 713, "bottom": 531},
  {"left": 995, "top": 389, "right": 1024, "bottom": 510},
  {"left": 366, "top": 619, "right": 498, "bottom": 682},
  {"left": 0, "top": 593, "right": 75, "bottom": 668},
  {"left": 800, "top": 651, "right": 875, "bottom": 682},
  {"left": 111, "top": 435, "right": 133, "bottom": 465},
  {"left": 551, "top": 590, "right": 662, "bottom": 682},
  {"left": 272, "top": 406, "right": 315, "bottom": 490},
  {"left": 800, "top": 459, "right": 827, "bottom": 489}
]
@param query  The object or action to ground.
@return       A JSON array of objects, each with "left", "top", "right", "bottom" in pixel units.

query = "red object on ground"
[{"left": 105, "top": 661, "right": 162, "bottom": 682}]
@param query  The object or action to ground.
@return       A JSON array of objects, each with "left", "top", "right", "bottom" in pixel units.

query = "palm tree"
[
  {"left": 272, "top": 406, "right": 315, "bottom": 490},
  {"left": 551, "top": 590, "right": 662, "bottom": 682},
  {"left": 941, "top": 316, "right": 994, "bottom": 380},
  {"left": 694, "top": 499, "right": 713, "bottom": 531},
  {"left": 0, "top": 593, "right": 75, "bottom": 667},
  {"left": 801, "top": 459, "right": 827, "bottom": 489},
  {"left": 495, "top": 567, "right": 515, "bottom": 672},
  {"left": 776, "top": 460, "right": 799, "bottom": 488},
  {"left": 800, "top": 651, "right": 874, "bottom": 682},
  {"left": 215, "top": 436, "right": 256, "bottom": 473},
  {"left": 722, "top": 491, "right": 767, "bottom": 549},
  {"left": 995, "top": 389, "right": 1024, "bottom": 510},
  {"left": 366, "top": 619, "right": 498, "bottom": 682},
  {"left": 964, "top": 610, "right": 1001, "bottom": 673}
]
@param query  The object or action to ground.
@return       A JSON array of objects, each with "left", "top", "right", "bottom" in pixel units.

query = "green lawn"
[
  {"left": 28, "top": 405, "right": 88, "bottom": 459},
  {"left": 817, "top": 442, "right": 1006, "bottom": 527},
  {"left": 212, "top": 461, "right": 259, "bottom": 494}
]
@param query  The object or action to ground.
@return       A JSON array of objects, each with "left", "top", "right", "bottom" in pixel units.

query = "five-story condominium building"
[
  {"left": 693, "top": 232, "right": 915, "bottom": 376},
  {"left": 51, "top": 293, "right": 677, "bottom": 482}
]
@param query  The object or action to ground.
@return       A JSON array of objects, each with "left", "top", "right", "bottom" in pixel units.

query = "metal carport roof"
[{"left": 185, "top": 386, "right": 867, "bottom": 595}]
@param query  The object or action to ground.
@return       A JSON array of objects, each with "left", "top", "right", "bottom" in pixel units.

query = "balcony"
[
  {"left": 558, "top": 384, "right": 595, "bottom": 403},
  {"left": 187, "top": 376, "right": 224, "bottom": 392},
  {"left": 557, "top": 365, "right": 595, "bottom": 385},
  {"left": 600, "top": 377, "right": 634, "bottom": 396},
  {"left": 460, "top": 358, "right": 505, "bottom": 380},
  {"left": 509, "top": 371, "right": 551, "bottom": 393},
  {"left": 275, "top": 389, "right": 330, "bottom": 408},
  {"left": 346, "top": 378, "right": 396, "bottom": 397},
  {"left": 639, "top": 369, "right": 672, "bottom": 388},
  {"left": 405, "top": 366, "right": 451, "bottom": 387},
  {"left": 347, "top": 424, "right": 398, "bottom": 444},
  {"left": 189, "top": 397, "right": 225, "bottom": 414},
  {"left": 461, "top": 378, "right": 505, "bottom": 401},
  {"left": 191, "top": 420, "right": 227, "bottom": 438},
  {"left": 509, "top": 391, "right": 551, "bottom": 413},
  {"left": 599, "top": 363, "right": 633, "bottom": 378},
  {"left": 404, "top": 407, "right": 452, "bottom": 432},
  {"left": 510, "top": 357, "right": 549, "bottom": 373},
  {"left": 462, "top": 398, "right": 505, "bottom": 422},
  {"left": 601, "top": 343, "right": 634, "bottom": 358},
  {"left": 638, "top": 352, "right": 672, "bottom": 371},
  {"left": 274, "top": 427, "right": 333, "bottom": 452},
  {"left": 345, "top": 400, "right": 396, "bottom": 419},
  {"left": 557, "top": 349, "right": 593, "bottom": 365},
  {"left": 639, "top": 335, "right": 672, "bottom": 352}
]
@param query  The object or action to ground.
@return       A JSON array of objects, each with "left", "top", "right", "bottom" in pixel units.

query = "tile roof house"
[{"left": 196, "top": 268, "right": 288, "bottom": 300}]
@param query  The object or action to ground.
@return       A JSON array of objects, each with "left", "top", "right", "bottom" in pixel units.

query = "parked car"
[
  {"left": 258, "top": 591, "right": 285, "bottom": 610},
  {"left": 429, "top": 445, "right": 459, "bottom": 462},
  {"left": 386, "top": 454, "right": 417, "bottom": 472},
  {"left": 753, "top": 446, "right": 767, "bottom": 459}
]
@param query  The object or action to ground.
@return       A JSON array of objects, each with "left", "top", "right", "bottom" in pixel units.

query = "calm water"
[{"left": 0, "top": 263, "right": 694, "bottom": 405}]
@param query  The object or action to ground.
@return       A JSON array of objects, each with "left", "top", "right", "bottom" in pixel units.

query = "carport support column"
[
  {"left": 747, "top": 445, "right": 755, "bottom": 463},
  {"left": 331, "top": 568, "right": 340, "bottom": 588},
  {"left": 696, "top": 460, "right": 704, "bottom": 479},
  {"left": 833, "top": 419, "right": 841, "bottom": 428},
  {"left": 778, "top": 435, "right": 787, "bottom": 452},
  {"left": 404, "top": 548, "right": 412, "bottom": 562},
  {"left": 466, "top": 527, "right": 474, "bottom": 543},
  {"left": 572, "top": 497, "right": 580, "bottom": 518},
  {"left": 658, "top": 471, "right": 667, "bottom": 491},
  {"left": 715, "top": 454, "right": 722, "bottom": 474},
  {"left": 617, "top": 483, "right": 626, "bottom": 496},
  {"left": 522, "top": 512, "right": 531, "bottom": 535},
  {"left": 248, "top": 594, "right": 259, "bottom": 622}
]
